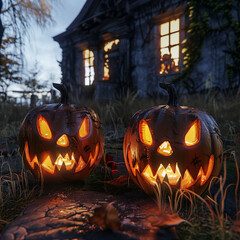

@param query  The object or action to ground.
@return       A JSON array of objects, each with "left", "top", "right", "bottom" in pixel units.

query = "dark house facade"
[{"left": 54, "top": 0, "right": 239, "bottom": 100}]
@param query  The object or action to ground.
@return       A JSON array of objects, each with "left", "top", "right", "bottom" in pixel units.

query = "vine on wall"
[{"left": 178, "top": 0, "right": 240, "bottom": 91}]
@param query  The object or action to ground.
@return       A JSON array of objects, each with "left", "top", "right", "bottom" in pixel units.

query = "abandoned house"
[{"left": 54, "top": 0, "right": 240, "bottom": 100}]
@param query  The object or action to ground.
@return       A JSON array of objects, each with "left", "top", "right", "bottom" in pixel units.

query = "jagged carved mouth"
[
  {"left": 24, "top": 142, "right": 99, "bottom": 175},
  {"left": 127, "top": 147, "right": 214, "bottom": 189}
]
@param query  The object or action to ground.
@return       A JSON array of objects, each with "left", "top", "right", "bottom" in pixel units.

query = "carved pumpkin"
[
  {"left": 19, "top": 84, "right": 104, "bottom": 182},
  {"left": 123, "top": 83, "right": 223, "bottom": 195}
]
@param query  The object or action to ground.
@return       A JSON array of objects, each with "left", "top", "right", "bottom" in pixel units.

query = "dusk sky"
[{"left": 9, "top": 0, "right": 87, "bottom": 95}]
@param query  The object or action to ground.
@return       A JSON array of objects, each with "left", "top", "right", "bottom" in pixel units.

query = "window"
[
  {"left": 83, "top": 49, "right": 95, "bottom": 86},
  {"left": 103, "top": 39, "right": 120, "bottom": 80},
  {"left": 159, "top": 18, "right": 180, "bottom": 75}
]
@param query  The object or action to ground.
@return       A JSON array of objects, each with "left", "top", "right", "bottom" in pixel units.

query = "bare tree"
[{"left": 0, "top": 0, "right": 58, "bottom": 94}]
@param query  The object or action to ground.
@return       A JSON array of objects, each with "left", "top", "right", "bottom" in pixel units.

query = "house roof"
[
  {"left": 54, "top": 0, "right": 155, "bottom": 43},
  {"left": 66, "top": 0, "right": 102, "bottom": 31}
]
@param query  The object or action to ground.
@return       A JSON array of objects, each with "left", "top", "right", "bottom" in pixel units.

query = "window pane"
[
  {"left": 170, "top": 19, "right": 179, "bottom": 32},
  {"left": 160, "top": 22, "right": 169, "bottom": 35},
  {"left": 173, "top": 58, "right": 179, "bottom": 66},
  {"left": 160, "top": 48, "right": 170, "bottom": 57},
  {"left": 161, "top": 35, "right": 169, "bottom": 48},
  {"left": 90, "top": 57, "right": 94, "bottom": 66},
  {"left": 170, "top": 32, "right": 179, "bottom": 45},
  {"left": 104, "top": 39, "right": 119, "bottom": 52},
  {"left": 83, "top": 49, "right": 95, "bottom": 85},
  {"left": 85, "top": 77, "right": 90, "bottom": 86},
  {"left": 171, "top": 46, "right": 179, "bottom": 59},
  {"left": 84, "top": 49, "right": 89, "bottom": 59}
]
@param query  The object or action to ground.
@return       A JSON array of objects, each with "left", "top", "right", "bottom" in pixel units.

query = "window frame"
[
  {"left": 83, "top": 49, "right": 95, "bottom": 86},
  {"left": 102, "top": 39, "right": 120, "bottom": 81},
  {"left": 153, "top": 6, "right": 186, "bottom": 76}
]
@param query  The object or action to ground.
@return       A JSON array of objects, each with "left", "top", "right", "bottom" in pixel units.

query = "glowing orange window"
[
  {"left": 159, "top": 18, "right": 181, "bottom": 75},
  {"left": 103, "top": 39, "right": 120, "bottom": 80},
  {"left": 83, "top": 49, "right": 95, "bottom": 86}
]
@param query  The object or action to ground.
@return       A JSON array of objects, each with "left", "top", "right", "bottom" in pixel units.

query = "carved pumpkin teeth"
[
  {"left": 24, "top": 142, "right": 39, "bottom": 169},
  {"left": 55, "top": 153, "right": 76, "bottom": 171},
  {"left": 157, "top": 163, "right": 181, "bottom": 185},
  {"left": 181, "top": 169, "right": 194, "bottom": 189},
  {"left": 75, "top": 155, "right": 86, "bottom": 173},
  {"left": 88, "top": 143, "right": 100, "bottom": 167},
  {"left": 157, "top": 164, "right": 166, "bottom": 183},
  {"left": 24, "top": 141, "right": 101, "bottom": 175},
  {"left": 89, "top": 153, "right": 94, "bottom": 167},
  {"left": 138, "top": 156, "right": 215, "bottom": 189},
  {"left": 196, "top": 155, "right": 214, "bottom": 186},
  {"left": 165, "top": 164, "right": 181, "bottom": 185},
  {"left": 42, "top": 155, "right": 55, "bottom": 174},
  {"left": 142, "top": 164, "right": 156, "bottom": 186}
]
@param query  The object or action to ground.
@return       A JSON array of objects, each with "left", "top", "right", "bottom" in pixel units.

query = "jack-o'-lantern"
[
  {"left": 19, "top": 83, "right": 104, "bottom": 182},
  {"left": 123, "top": 83, "right": 223, "bottom": 195}
]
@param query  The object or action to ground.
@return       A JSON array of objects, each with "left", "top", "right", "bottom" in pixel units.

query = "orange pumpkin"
[
  {"left": 19, "top": 84, "right": 104, "bottom": 182},
  {"left": 123, "top": 83, "right": 223, "bottom": 195}
]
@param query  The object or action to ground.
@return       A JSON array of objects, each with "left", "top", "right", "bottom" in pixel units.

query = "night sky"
[{"left": 9, "top": 0, "right": 86, "bottom": 96}]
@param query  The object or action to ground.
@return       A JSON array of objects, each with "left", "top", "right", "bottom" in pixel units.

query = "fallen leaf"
[
  {"left": 104, "top": 175, "right": 129, "bottom": 185},
  {"left": 88, "top": 202, "right": 121, "bottom": 231},
  {"left": 147, "top": 213, "right": 188, "bottom": 228}
]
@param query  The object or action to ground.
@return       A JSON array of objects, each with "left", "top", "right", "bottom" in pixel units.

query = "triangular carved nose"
[
  {"left": 157, "top": 141, "right": 173, "bottom": 156},
  {"left": 57, "top": 134, "right": 69, "bottom": 147}
]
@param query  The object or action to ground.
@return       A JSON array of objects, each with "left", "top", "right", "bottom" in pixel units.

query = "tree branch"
[{"left": 0, "top": 0, "right": 23, "bottom": 14}]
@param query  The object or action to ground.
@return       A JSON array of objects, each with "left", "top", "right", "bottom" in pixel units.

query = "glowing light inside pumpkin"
[
  {"left": 139, "top": 120, "right": 153, "bottom": 146},
  {"left": 37, "top": 115, "right": 52, "bottom": 140},
  {"left": 42, "top": 155, "right": 55, "bottom": 174},
  {"left": 181, "top": 169, "right": 194, "bottom": 189},
  {"left": 185, "top": 120, "right": 201, "bottom": 146},
  {"left": 57, "top": 134, "right": 69, "bottom": 147},
  {"left": 24, "top": 142, "right": 39, "bottom": 169},
  {"left": 24, "top": 140, "right": 100, "bottom": 175},
  {"left": 103, "top": 39, "right": 119, "bottom": 80},
  {"left": 142, "top": 163, "right": 181, "bottom": 186},
  {"left": 197, "top": 154, "right": 214, "bottom": 186},
  {"left": 55, "top": 153, "right": 76, "bottom": 171},
  {"left": 75, "top": 156, "right": 86, "bottom": 172},
  {"left": 89, "top": 143, "right": 99, "bottom": 167},
  {"left": 128, "top": 146, "right": 214, "bottom": 189},
  {"left": 142, "top": 165, "right": 156, "bottom": 185},
  {"left": 157, "top": 141, "right": 173, "bottom": 156},
  {"left": 79, "top": 116, "right": 90, "bottom": 138}
]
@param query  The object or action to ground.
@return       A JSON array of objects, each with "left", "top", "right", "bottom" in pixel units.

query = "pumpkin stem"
[
  {"left": 53, "top": 83, "right": 68, "bottom": 104},
  {"left": 159, "top": 83, "right": 179, "bottom": 107}
]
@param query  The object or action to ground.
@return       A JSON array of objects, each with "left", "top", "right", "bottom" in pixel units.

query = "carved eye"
[
  {"left": 37, "top": 115, "right": 52, "bottom": 140},
  {"left": 79, "top": 116, "right": 90, "bottom": 138},
  {"left": 185, "top": 119, "right": 201, "bottom": 146},
  {"left": 139, "top": 120, "right": 153, "bottom": 146}
]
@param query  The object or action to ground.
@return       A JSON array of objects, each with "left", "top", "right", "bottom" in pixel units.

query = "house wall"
[
  {"left": 130, "top": 1, "right": 186, "bottom": 97},
  {"left": 55, "top": 0, "right": 239, "bottom": 100},
  {"left": 190, "top": 33, "right": 229, "bottom": 91}
]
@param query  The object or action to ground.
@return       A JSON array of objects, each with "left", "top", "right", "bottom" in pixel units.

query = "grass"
[
  {"left": 151, "top": 151, "right": 240, "bottom": 239},
  {"left": 0, "top": 89, "right": 239, "bottom": 238}
]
